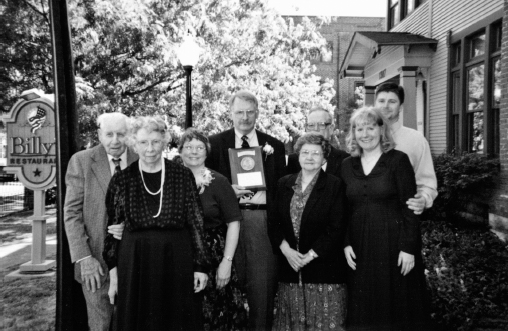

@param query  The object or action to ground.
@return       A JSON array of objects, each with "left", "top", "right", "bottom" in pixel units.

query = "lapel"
[
  {"left": 284, "top": 174, "right": 299, "bottom": 243},
  {"left": 126, "top": 148, "right": 138, "bottom": 165},
  {"left": 90, "top": 145, "right": 112, "bottom": 194},
  {"left": 256, "top": 130, "right": 270, "bottom": 174},
  {"left": 221, "top": 129, "right": 236, "bottom": 176},
  {"left": 300, "top": 170, "right": 327, "bottom": 228},
  {"left": 326, "top": 147, "right": 339, "bottom": 175}
]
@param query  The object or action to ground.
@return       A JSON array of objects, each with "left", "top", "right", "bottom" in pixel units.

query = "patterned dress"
[
  {"left": 103, "top": 159, "right": 211, "bottom": 331},
  {"left": 198, "top": 169, "right": 248, "bottom": 331},
  {"left": 272, "top": 172, "right": 347, "bottom": 331}
]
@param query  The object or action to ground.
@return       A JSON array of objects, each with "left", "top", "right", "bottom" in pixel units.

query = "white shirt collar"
[
  {"left": 234, "top": 128, "right": 256, "bottom": 141},
  {"left": 107, "top": 149, "right": 128, "bottom": 174}
]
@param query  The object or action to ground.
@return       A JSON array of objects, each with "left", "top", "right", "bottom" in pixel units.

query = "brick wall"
[
  {"left": 491, "top": 2, "right": 508, "bottom": 218},
  {"left": 283, "top": 16, "right": 385, "bottom": 125}
]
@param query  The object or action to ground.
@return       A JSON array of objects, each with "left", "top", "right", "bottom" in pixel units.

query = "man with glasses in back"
[
  {"left": 287, "top": 106, "right": 349, "bottom": 177},
  {"left": 206, "top": 90, "right": 286, "bottom": 331}
]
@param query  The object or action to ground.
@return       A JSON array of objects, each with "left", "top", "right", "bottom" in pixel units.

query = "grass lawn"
[{"left": 1, "top": 209, "right": 56, "bottom": 331}]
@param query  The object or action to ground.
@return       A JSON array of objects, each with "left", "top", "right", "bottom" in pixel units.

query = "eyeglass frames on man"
[{"left": 305, "top": 122, "right": 332, "bottom": 130}]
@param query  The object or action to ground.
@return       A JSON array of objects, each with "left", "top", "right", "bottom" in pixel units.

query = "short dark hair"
[
  {"left": 178, "top": 127, "right": 212, "bottom": 156},
  {"left": 375, "top": 82, "right": 405, "bottom": 104},
  {"left": 294, "top": 133, "right": 331, "bottom": 160}
]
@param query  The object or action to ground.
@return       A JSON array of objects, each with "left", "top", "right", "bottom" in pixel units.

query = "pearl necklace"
[{"left": 139, "top": 159, "right": 165, "bottom": 218}]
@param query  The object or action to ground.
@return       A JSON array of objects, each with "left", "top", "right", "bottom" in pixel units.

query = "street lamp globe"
[{"left": 176, "top": 35, "right": 201, "bottom": 67}]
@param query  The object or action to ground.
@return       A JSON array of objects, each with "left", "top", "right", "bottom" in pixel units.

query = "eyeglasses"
[
  {"left": 233, "top": 110, "right": 257, "bottom": 117},
  {"left": 183, "top": 145, "right": 206, "bottom": 153},
  {"left": 137, "top": 140, "right": 163, "bottom": 149},
  {"left": 300, "top": 150, "right": 323, "bottom": 158},
  {"left": 306, "top": 122, "right": 332, "bottom": 130}
]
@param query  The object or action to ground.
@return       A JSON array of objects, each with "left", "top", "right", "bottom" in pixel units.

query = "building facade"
[
  {"left": 340, "top": 0, "right": 507, "bottom": 223},
  {"left": 284, "top": 15, "right": 385, "bottom": 117}
]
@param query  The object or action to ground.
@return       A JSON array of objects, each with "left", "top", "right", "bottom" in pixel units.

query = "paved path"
[{"left": 0, "top": 209, "right": 56, "bottom": 277}]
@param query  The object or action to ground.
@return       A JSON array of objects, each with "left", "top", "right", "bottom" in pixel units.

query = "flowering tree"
[{"left": 2, "top": 0, "right": 335, "bottom": 145}]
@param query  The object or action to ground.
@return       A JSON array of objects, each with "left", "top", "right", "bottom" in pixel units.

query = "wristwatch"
[{"left": 223, "top": 255, "right": 233, "bottom": 262}]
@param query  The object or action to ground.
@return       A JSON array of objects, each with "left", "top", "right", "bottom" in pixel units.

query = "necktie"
[
  {"left": 112, "top": 158, "right": 121, "bottom": 175},
  {"left": 241, "top": 135, "right": 250, "bottom": 149}
]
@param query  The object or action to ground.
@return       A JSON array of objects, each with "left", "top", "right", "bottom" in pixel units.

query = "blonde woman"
[{"left": 341, "top": 107, "right": 431, "bottom": 330}]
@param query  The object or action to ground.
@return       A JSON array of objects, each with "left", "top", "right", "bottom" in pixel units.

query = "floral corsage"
[
  {"left": 263, "top": 142, "right": 274, "bottom": 160},
  {"left": 196, "top": 168, "right": 214, "bottom": 194}
]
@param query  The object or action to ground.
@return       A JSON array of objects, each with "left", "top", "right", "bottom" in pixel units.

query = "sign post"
[{"left": 1, "top": 88, "right": 57, "bottom": 274}]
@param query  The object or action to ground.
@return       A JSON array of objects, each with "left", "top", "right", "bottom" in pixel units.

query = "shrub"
[
  {"left": 422, "top": 219, "right": 508, "bottom": 330},
  {"left": 430, "top": 152, "right": 499, "bottom": 221}
]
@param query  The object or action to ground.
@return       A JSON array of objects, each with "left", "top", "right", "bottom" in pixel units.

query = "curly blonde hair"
[{"left": 346, "top": 106, "right": 395, "bottom": 157}]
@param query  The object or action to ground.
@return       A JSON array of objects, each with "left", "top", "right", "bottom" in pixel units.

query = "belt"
[{"left": 239, "top": 204, "right": 267, "bottom": 210}]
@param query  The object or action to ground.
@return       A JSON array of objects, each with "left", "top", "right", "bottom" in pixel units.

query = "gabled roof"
[{"left": 339, "top": 31, "right": 438, "bottom": 78}]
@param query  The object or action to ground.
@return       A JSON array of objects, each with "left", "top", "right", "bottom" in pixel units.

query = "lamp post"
[{"left": 176, "top": 35, "right": 201, "bottom": 128}]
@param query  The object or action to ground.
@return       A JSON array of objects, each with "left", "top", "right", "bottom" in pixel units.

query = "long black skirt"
[{"left": 116, "top": 228, "right": 203, "bottom": 331}]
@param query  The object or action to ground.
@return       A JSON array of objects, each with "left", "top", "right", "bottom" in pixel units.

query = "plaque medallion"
[{"left": 240, "top": 156, "right": 255, "bottom": 171}]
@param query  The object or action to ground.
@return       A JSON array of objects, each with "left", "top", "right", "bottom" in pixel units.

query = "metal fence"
[{"left": 0, "top": 182, "right": 32, "bottom": 217}]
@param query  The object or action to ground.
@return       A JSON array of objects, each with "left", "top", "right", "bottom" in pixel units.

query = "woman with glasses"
[
  {"left": 342, "top": 107, "right": 430, "bottom": 330},
  {"left": 103, "top": 116, "right": 211, "bottom": 331},
  {"left": 268, "top": 133, "right": 348, "bottom": 331},
  {"left": 175, "top": 127, "right": 247, "bottom": 330}
]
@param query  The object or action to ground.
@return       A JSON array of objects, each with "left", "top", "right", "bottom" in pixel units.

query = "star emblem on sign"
[{"left": 33, "top": 168, "right": 42, "bottom": 177}]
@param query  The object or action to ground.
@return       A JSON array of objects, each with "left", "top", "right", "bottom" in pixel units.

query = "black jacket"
[
  {"left": 205, "top": 128, "right": 286, "bottom": 209},
  {"left": 268, "top": 170, "right": 348, "bottom": 284}
]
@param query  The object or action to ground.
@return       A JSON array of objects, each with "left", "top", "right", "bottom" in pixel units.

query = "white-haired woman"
[
  {"left": 342, "top": 107, "right": 431, "bottom": 330},
  {"left": 103, "top": 116, "right": 210, "bottom": 331},
  {"left": 269, "top": 133, "right": 348, "bottom": 331}
]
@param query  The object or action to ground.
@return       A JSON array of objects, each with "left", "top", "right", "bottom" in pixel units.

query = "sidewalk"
[{"left": 0, "top": 208, "right": 57, "bottom": 278}]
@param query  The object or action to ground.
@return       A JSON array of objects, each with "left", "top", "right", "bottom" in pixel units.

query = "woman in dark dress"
[
  {"left": 103, "top": 116, "right": 211, "bottom": 331},
  {"left": 341, "top": 107, "right": 430, "bottom": 330},
  {"left": 177, "top": 128, "right": 247, "bottom": 331},
  {"left": 269, "top": 133, "right": 348, "bottom": 331}
]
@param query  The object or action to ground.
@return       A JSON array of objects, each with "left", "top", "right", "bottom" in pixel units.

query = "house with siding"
[{"left": 339, "top": 0, "right": 507, "bottom": 228}]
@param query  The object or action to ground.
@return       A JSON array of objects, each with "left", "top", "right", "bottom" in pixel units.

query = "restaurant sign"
[{"left": 1, "top": 89, "right": 56, "bottom": 190}]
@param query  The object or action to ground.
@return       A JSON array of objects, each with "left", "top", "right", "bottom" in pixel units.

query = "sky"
[{"left": 267, "top": 0, "right": 386, "bottom": 18}]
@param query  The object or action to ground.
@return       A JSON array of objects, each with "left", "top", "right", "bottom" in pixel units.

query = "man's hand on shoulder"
[
  {"left": 80, "top": 256, "right": 105, "bottom": 292},
  {"left": 406, "top": 193, "right": 425, "bottom": 215}
]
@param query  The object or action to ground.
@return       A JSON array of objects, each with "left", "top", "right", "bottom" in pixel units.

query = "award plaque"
[{"left": 228, "top": 147, "right": 267, "bottom": 190}]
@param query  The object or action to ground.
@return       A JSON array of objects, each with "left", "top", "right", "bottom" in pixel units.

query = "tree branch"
[
  {"left": 121, "top": 76, "right": 180, "bottom": 97},
  {"left": 21, "top": 0, "right": 50, "bottom": 26}
]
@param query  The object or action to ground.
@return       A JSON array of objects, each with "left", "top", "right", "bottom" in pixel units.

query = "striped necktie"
[
  {"left": 241, "top": 135, "right": 250, "bottom": 149},
  {"left": 112, "top": 158, "right": 121, "bottom": 175}
]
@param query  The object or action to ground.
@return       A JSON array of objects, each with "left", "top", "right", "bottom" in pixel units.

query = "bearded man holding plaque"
[{"left": 206, "top": 90, "right": 286, "bottom": 331}]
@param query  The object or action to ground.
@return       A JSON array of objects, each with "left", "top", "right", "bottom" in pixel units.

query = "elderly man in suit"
[
  {"left": 64, "top": 112, "right": 137, "bottom": 331},
  {"left": 287, "top": 106, "right": 349, "bottom": 177},
  {"left": 206, "top": 90, "right": 286, "bottom": 330}
]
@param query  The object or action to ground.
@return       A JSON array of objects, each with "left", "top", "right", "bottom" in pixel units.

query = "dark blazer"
[
  {"left": 206, "top": 128, "right": 286, "bottom": 207},
  {"left": 287, "top": 146, "right": 349, "bottom": 178},
  {"left": 268, "top": 170, "right": 348, "bottom": 284}
]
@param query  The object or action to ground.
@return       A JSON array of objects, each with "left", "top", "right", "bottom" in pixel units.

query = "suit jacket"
[
  {"left": 205, "top": 128, "right": 286, "bottom": 207},
  {"left": 287, "top": 146, "right": 349, "bottom": 178},
  {"left": 268, "top": 170, "right": 348, "bottom": 284},
  {"left": 64, "top": 144, "right": 138, "bottom": 282}
]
